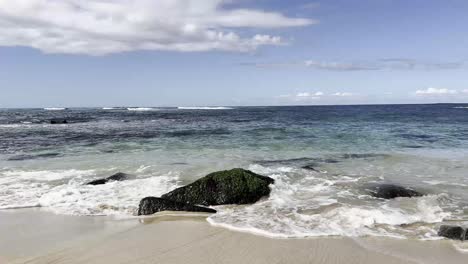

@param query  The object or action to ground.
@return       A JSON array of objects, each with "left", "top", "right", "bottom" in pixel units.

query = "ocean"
[{"left": 1, "top": 104, "right": 468, "bottom": 239}]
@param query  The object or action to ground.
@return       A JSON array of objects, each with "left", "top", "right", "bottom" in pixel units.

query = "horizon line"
[{"left": 1, "top": 102, "right": 468, "bottom": 109}]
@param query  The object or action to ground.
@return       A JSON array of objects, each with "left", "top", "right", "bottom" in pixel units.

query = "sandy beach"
[
  {"left": 2, "top": 0, "right": 468, "bottom": 262},
  {"left": 0, "top": 209, "right": 466, "bottom": 264}
]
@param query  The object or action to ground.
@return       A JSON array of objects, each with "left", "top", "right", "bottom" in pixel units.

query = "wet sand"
[{"left": 1, "top": 209, "right": 467, "bottom": 264}]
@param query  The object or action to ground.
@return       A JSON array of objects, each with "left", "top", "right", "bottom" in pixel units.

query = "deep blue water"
[{"left": 1, "top": 104, "right": 468, "bottom": 157}]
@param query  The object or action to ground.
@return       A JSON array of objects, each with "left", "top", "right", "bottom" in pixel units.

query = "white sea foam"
[
  {"left": 208, "top": 165, "right": 451, "bottom": 239},
  {"left": 39, "top": 175, "right": 180, "bottom": 216},
  {"left": 3, "top": 169, "right": 95, "bottom": 181},
  {"left": 177, "top": 106, "right": 233, "bottom": 110},
  {"left": 102, "top": 107, "right": 119, "bottom": 110},
  {"left": 127, "top": 107, "right": 157, "bottom": 111},
  {"left": 0, "top": 169, "right": 97, "bottom": 210},
  {"left": 0, "top": 169, "right": 180, "bottom": 216},
  {"left": 453, "top": 106, "right": 468, "bottom": 109},
  {"left": 453, "top": 243, "right": 468, "bottom": 252},
  {"left": 44, "top": 107, "right": 66, "bottom": 111},
  {"left": 0, "top": 162, "right": 457, "bottom": 239}
]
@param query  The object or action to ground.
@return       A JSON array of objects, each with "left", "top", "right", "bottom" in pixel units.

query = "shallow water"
[{"left": 1, "top": 105, "right": 468, "bottom": 239}]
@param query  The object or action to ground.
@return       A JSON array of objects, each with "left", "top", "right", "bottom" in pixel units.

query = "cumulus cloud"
[
  {"left": 296, "top": 91, "right": 323, "bottom": 97},
  {"left": 332, "top": 92, "right": 353, "bottom": 97},
  {"left": 415, "top": 87, "right": 458, "bottom": 95},
  {"left": 296, "top": 92, "right": 311, "bottom": 97},
  {"left": 0, "top": 0, "right": 314, "bottom": 55}
]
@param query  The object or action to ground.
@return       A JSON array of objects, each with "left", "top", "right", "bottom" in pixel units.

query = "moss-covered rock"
[
  {"left": 137, "top": 197, "right": 216, "bottom": 215},
  {"left": 161, "top": 168, "right": 274, "bottom": 206}
]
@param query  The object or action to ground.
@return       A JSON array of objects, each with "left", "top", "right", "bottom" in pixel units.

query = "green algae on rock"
[{"left": 161, "top": 168, "right": 274, "bottom": 206}]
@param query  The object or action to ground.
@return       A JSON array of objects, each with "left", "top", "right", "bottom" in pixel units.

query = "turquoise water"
[{"left": 1, "top": 105, "right": 468, "bottom": 239}]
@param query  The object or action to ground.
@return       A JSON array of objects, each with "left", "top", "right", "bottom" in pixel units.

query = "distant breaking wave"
[
  {"left": 177, "top": 106, "right": 233, "bottom": 110},
  {"left": 127, "top": 107, "right": 157, "bottom": 111},
  {"left": 453, "top": 106, "right": 468, "bottom": 109},
  {"left": 44, "top": 107, "right": 67, "bottom": 111}
]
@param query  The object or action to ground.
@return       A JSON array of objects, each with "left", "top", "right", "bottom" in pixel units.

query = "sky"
[{"left": 0, "top": 0, "right": 467, "bottom": 107}]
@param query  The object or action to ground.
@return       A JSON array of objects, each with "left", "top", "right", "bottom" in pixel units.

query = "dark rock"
[
  {"left": 368, "top": 184, "right": 423, "bottom": 199},
  {"left": 50, "top": 119, "right": 68, "bottom": 124},
  {"left": 255, "top": 157, "right": 315, "bottom": 166},
  {"left": 137, "top": 197, "right": 216, "bottom": 215},
  {"left": 322, "top": 159, "right": 340, "bottom": 164},
  {"left": 87, "top": 179, "right": 108, "bottom": 185},
  {"left": 162, "top": 168, "right": 274, "bottom": 206},
  {"left": 86, "top": 172, "right": 131, "bottom": 185},
  {"left": 255, "top": 157, "right": 339, "bottom": 167},
  {"left": 341, "top": 153, "right": 388, "bottom": 159},
  {"left": 107, "top": 172, "right": 129, "bottom": 181},
  {"left": 401, "top": 145, "right": 424, "bottom": 149},
  {"left": 302, "top": 165, "right": 319, "bottom": 172},
  {"left": 438, "top": 225, "right": 468, "bottom": 241}
]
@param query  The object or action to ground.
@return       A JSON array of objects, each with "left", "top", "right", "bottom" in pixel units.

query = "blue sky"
[{"left": 0, "top": 0, "right": 467, "bottom": 107}]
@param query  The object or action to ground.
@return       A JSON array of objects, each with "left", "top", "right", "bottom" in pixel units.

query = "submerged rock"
[
  {"left": 50, "top": 119, "right": 68, "bottom": 124},
  {"left": 301, "top": 165, "right": 319, "bottom": 172},
  {"left": 8, "top": 152, "right": 60, "bottom": 161},
  {"left": 86, "top": 172, "right": 131, "bottom": 185},
  {"left": 341, "top": 153, "right": 388, "bottom": 159},
  {"left": 161, "top": 168, "right": 274, "bottom": 206},
  {"left": 137, "top": 197, "right": 216, "bottom": 215},
  {"left": 438, "top": 225, "right": 468, "bottom": 241},
  {"left": 368, "top": 184, "right": 423, "bottom": 199}
]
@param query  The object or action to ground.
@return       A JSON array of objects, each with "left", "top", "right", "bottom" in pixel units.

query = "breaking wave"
[{"left": 177, "top": 106, "right": 233, "bottom": 110}]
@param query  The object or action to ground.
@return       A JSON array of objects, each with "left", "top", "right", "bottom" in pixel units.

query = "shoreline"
[{"left": 1, "top": 209, "right": 467, "bottom": 264}]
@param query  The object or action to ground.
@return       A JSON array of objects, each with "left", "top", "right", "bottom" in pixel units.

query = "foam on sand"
[{"left": 2, "top": 211, "right": 465, "bottom": 264}]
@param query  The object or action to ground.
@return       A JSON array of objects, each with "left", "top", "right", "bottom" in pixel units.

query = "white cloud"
[
  {"left": 0, "top": 0, "right": 314, "bottom": 55},
  {"left": 415, "top": 87, "right": 458, "bottom": 95},
  {"left": 296, "top": 92, "right": 311, "bottom": 97},
  {"left": 332, "top": 92, "right": 353, "bottom": 97},
  {"left": 296, "top": 91, "right": 323, "bottom": 97}
]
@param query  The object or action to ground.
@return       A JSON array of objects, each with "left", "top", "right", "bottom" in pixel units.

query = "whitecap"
[
  {"left": 177, "top": 106, "right": 233, "bottom": 110},
  {"left": 44, "top": 107, "right": 66, "bottom": 111},
  {"left": 127, "top": 107, "right": 157, "bottom": 111}
]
